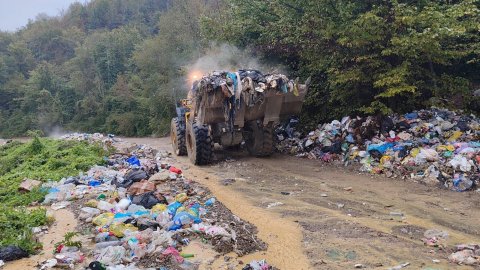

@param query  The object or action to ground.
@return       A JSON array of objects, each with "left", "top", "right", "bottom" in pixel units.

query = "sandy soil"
[{"left": 122, "top": 137, "right": 480, "bottom": 270}]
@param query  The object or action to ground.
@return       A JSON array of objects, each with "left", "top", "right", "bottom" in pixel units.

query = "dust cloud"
[
  {"left": 47, "top": 126, "right": 69, "bottom": 138},
  {"left": 185, "top": 44, "right": 287, "bottom": 86}
]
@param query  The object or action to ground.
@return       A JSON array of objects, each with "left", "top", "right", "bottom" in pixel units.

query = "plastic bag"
[
  {"left": 175, "top": 193, "right": 188, "bottom": 203},
  {"left": 109, "top": 223, "right": 138, "bottom": 237},
  {"left": 114, "top": 169, "right": 147, "bottom": 188},
  {"left": 162, "top": 247, "right": 184, "bottom": 263},
  {"left": 167, "top": 201, "right": 183, "bottom": 215},
  {"left": 95, "top": 246, "right": 126, "bottom": 266},
  {"left": 151, "top": 204, "right": 167, "bottom": 213},
  {"left": 131, "top": 191, "right": 167, "bottom": 209},
  {"left": 115, "top": 198, "right": 131, "bottom": 212},
  {"left": 0, "top": 246, "right": 29, "bottom": 261},
  {"left": 93, "top": 213, "right": 115, "bottom": 227},
  {"left": 97, "top": 201, "right": 114, "bottom": 211},
  {"left": 452, "top": 174, "right": 474, "bottom": 192},
  {"left": 79, "top": 207, "right": 101, "bottom": 221},
  {"left": 449, "top": 155, "right": 473, "bottom": 172},
  {"left": 155, "top": 211, "right": 171, "bottom": 227},
  {"left": 169, "top": 166, "right": 182, "bottom": 174},
  {"left": 448, "top": 131, "right": 463, "bottom": 142},
  {"left": 127, "top": 237, "right": 147, "bottom": 260},
  {"left": 126, "top": 156, "right": 141, "bottom": 166},
  {"left": 127, "top": 180, "right": 155, "bottom": 196},
  {"left": 54, "top": 251, "right": 84, "bottom": 265}
]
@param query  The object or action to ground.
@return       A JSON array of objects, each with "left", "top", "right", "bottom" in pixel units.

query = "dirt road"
[{"left": 122, "top": 137, "right": 480, "bottom": 270}]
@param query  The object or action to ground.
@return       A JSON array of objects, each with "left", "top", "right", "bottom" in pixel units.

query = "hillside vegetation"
[{"left": 0, "top": 0, "right": 479, "bottom": 137}]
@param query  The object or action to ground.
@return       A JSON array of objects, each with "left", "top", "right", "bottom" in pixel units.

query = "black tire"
[
  {"left": 186, "top": 122, "right": 213, "bottom": 165},
  {"left": 171, "top": 117, "right": 187, "bottom": 156},
  {"left": 245, "top": 121, "right": 274, "bottom": 157}
]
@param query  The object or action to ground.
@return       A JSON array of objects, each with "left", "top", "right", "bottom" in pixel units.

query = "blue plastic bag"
[
  {"left": 367, "top": 143, "right": 394, "bottom": 154},
  {"left": 126, "top": 156, "right": 141, "bottom": 166}
]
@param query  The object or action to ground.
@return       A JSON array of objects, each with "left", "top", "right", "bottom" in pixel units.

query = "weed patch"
[{"left": 0, "top": 138, "right": 107, "bottom": 253}]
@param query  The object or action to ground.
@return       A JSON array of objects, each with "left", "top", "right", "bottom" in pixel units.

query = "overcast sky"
[{"left": 0, "top": 0, "right": 88, "bottom": 32}]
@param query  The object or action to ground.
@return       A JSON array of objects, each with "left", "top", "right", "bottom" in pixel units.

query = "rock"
[
  {"left": 18, "top": 179, "right": 42, "bottom": 192},
  {"left": 354, "top": 263, "right": 364, "bottom": 268},
  {"left": 221, "top": 178, "right": 236, "bottom": 186}
]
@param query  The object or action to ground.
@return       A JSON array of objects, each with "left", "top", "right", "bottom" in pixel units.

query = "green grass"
[
  {"left": 0, "top": 207, "right": 49, "bottom": 253},
  {"left": 0, "top": 138, "right": 108, "bottom": 253}
]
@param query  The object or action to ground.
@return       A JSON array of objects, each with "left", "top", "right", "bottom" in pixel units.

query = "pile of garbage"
[
  {"left": 61, "top": 133, "right": 118, "bottom": 144},
  {"left": 194, "top": 70, "right": 301, "bottom": 99},
  {"left": 34, "top": 138, "right": 270, "bottom": 269},
  {"left": 193, "top": 70, "right": 302, "bottom": 131},
  {"left": 277, "top": 108, "right": 480, "bottom": 191},
  {"left": 448, "top": 244, "right": 480, "bottom": 265}
]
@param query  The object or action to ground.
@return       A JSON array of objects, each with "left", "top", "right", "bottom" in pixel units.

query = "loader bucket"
[{"left": 195, "top": 78, "right": 309, "bottom": 127}]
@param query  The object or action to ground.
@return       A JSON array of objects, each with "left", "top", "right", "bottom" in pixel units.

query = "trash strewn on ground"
[
  {"left": 422, "top": 229, "right": 449, "bottom": 247},
  {"left": 448, "top": 244, "right": 480, "bottom": 265},
  {"left": 61, "top": 133, "right": 118, "bottom": 144},
  {"left": 277, "top": 108, "right": 480, "bottom": 191},
  {"left": 34, "top": 135, "right": 268, "bottom": 269}
]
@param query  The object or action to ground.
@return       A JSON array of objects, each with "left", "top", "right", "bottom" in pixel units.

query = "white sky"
[{"left": 0, "top": 0, "right": 88, "bottom": 32}]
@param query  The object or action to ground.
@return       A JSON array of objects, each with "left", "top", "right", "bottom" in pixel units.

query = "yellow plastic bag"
[
  {"left": 109, "top": 223, "right": 138, "bottom": 237},
  {"left": 175, "top": 193, "right": 188, "bottom": 203},
  {"left": 151, "top": 204, "right": 167, "bottom": 213},
  {"left": 410, "top": 148, "right": 420, "bottom": 157},
  {"left": 380, "top": 155, "right": 392, "bottom": 165},
  {"left": 448, "top": 131, "right": 463, "bottom": 142},
  {"left": 85, "top": 199, "right": 98, "bottom": 208},
  {"left": 92, "top": 212, "right": 114, "bottom": 227}
]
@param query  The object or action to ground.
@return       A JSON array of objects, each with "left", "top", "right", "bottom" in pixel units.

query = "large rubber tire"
[
  {"left": 186, "top": 122, "right": 213, "bottom": 165},
  {"left": 171, "top": 117, "right": 187, "bottom": 156},
  {"left": 245, "top": 121, "right": 274, "bottom": 157}
]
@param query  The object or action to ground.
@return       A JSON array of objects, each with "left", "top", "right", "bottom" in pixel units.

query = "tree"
[{"left": 204, "top": 0, "right": 480, "bottom": 126}]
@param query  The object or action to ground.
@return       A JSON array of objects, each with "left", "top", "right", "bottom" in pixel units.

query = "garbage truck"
[{"left": 171, "top": 70, "right": 310, "bottom": 165}]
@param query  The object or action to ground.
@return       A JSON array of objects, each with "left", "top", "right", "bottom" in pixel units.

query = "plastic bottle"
[{"left": 94, "top": 241, "right": 123, "bottom": 250}]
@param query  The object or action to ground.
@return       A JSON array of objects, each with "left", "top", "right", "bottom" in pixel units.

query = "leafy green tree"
[{"left": 204, "top": 0, "right": 480, "bottom": 126}]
